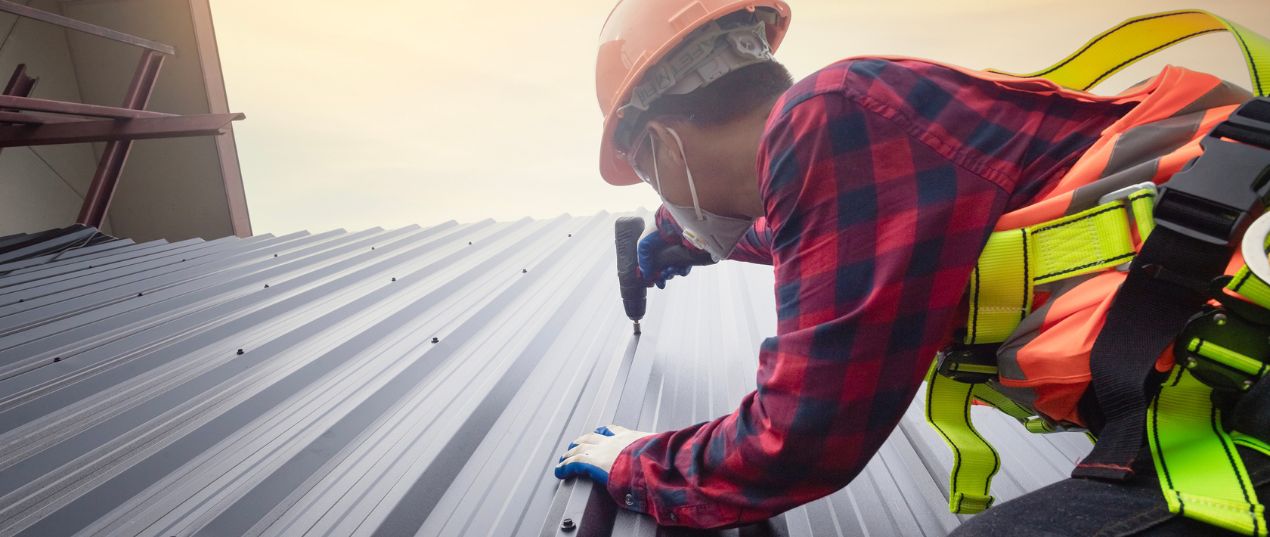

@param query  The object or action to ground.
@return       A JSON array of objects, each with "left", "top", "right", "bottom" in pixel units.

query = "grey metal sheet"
[
  {"left": 0, "top": 237, "right": 135, "bottom": 274},
  {"left": 0, "top": 214, "right": 1088, "bottom": 537}
]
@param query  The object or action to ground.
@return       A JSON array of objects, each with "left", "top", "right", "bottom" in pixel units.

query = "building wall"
[
  {"left": 62, "top": 0, "right": 242, "bottom": 242},
  {"left": 0, "top": 0, "right": 247, "bottom": 242},
  {"left": 0, "top": 0, "right": 113, "bottom": 236}
]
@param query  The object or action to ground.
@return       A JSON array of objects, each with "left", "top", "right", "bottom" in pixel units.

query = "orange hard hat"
[{"left": 596, "top": 0, "right": 791, "bottom": 185}]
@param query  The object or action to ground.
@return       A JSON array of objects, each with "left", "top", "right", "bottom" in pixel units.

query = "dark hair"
[
  {"left": 644, "top": 60, "right": 793, "bottom": 128},
  {"left": 621, "top": 60, "right": 793, "bottom": 149}
]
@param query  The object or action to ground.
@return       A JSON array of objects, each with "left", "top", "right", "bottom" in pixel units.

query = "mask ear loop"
[
  {"left": 649, "top": 133, "right": 664, "bottom": 195},
  {"left": 665, "top": 128, "right": 705, "bottom": 222}
]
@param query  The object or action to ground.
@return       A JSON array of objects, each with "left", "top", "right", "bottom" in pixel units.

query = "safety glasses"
[{"left": 625, "top": 130, "right": 656, "bottom": 188}]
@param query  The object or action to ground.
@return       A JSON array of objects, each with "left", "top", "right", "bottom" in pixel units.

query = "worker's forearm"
[{"left": 603, "top": 382, "right": 884, "bottom": 528}]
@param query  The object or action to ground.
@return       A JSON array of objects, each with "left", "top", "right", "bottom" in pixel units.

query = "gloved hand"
[
  {"left": 637, "top": 232, "right": 694, "bottom": 289},
  {"left": 554, "top": 424, "right": 654, "bottom": 486}
]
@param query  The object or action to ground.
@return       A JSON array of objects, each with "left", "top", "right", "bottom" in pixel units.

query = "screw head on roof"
[
  {"left": 391, "top": 277, "right": 397, "bottom": 282},
  {"left": 560, "top": 518, "right": 575, "bottom": 532},
  {"left": 236, "top": 348, "right": 244, "bottom": 355},
  {"left": 568, "top": 233, "right": 572, "bottom": 237},
  {"left": 53, "top": 357, "right": 60, "bottom": 362},
  {"left": 264, "top": 284, "right": 270, "bottom": 288},
  {"left": 431, "top": 337, "right": 439, "bottom": 344},
  {"left": 17, "top": 298, "right": 22, "bottom": 302},
  {"left": 274, "top": 254, "right": 278, "bottom": 257},
  {"left": 137, "top": 292, "right": 143, "bottom": 297},
  {"left": 371, "top": 246, "right": 376, "bottom": 250},
  {"left": 522, "top": 268, "right": 528, "bottom": 273},
  {"left": 468, "top": 241, "right": 472, "bottom": 245}
]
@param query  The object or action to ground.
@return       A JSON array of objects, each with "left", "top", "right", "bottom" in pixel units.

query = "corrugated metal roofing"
[{"left": 0, "top": 214, "right": 1092, "bottom": 537}]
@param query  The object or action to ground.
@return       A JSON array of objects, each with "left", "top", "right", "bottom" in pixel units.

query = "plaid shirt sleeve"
[{"left": 605, "top": 57, "right": 1124, "bottom": 528}]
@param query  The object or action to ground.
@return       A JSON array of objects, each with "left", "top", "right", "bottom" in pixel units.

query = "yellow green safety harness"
[{"left": 923, "top": 10, "right": 1270, "bottom": 536}]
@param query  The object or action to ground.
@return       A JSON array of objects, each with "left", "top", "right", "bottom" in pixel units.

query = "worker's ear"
[{"left": 645, "top": 120, "right": 687, "bottom": 168}]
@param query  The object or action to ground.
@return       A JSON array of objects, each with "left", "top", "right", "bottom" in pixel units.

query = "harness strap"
[
  {"left": 967, "top": 187, "right": 1153, "bottom": 345},
  {"left": 1233, "top": 433, "right": 1270, "bottom": 458},
  {"left": 1077, "top": 222, "right": 1228, "bottom": 479},
  {"left": 1149, "top": 368, "right": 1267, "bottom": 536},
  {"left": 988, "top": 10, "right": 1270, "bottom": 96},
  {"left": 924, "top": 363, "right": 999, "bottom": 514},
  {"left": 1229, "top": 263, "right": 1270, "bottom": 311}
]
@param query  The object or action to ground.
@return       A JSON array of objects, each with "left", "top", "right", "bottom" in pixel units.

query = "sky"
[{"left": 210, "top": 0, "right": 1270, "bottom": 235}]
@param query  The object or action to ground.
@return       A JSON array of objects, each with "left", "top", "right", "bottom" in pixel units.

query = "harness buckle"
[
  {"left": 1153, "top": 98, "right": 1270, "bottom": 247},
  {"left": 1097, "top": 181, "right": 1157, "bottom": 208},
  {"left": 936, "top": 343, "right": 999, "bottom": 384},
  {"left": 1174, "top": 306, "right": 1270, "bottom": 393},
  {"left": 1098, "top": 182, "right": 1157, "bottom": 270}
]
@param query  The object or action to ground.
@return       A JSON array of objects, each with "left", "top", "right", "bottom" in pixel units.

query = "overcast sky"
[{"left": 211, "top": 0, "right": 1270, "bottom": 235}]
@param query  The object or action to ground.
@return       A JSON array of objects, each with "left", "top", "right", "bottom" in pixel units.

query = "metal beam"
[
  {"left": 0, "top": 111, "right": 48, "bottom": 125},
  {"left": 0, "top": 113, "right": 243, "bottom": 147},
  {"left": 77, "top": 50, "right": 165, "bottom": 229},
  {"left": 0, "top": 0, "right": 175, "bottom": 54},
  {"left": 0, "top": 95, "right": 175, "bottom": 119}
]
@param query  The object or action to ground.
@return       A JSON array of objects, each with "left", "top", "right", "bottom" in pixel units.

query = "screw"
[
  {"left": 567, "top": 233, "right": 572, "bottom": 237},
  {"left": 137, "top": 292, "right": 143, "bottom": 297},
  {"left": 53, "top": 357, "right": 60, "bottom": 362},
  {"left": 468, "top": 241, "right": 472, "bottom": 245},
  {"left": 264, "top": 284, "right": 270, "bottom": 288},
  {"left": 560, "top": 518, "right": 575, "bottom": 532},
  {"left": 391, "top": 277, "right": 397, "bottom": 282},
  {"left": 431, "top": 337, "right": 439, "bottom": 344},
  {"left": 1214, "top": 313, "right": 1228, "bottom": 326},
  {"left": 236, "top": 349, "right": 244, "bottom": 355},
  {"left": 17, "top": 298, "right": 22, "bottom": 302},
  {"left": 522, "top": 268, "right": 528, "bottom": 273},
  {"left": 274, "top": 254, "right": 278, "bottom": 258},
  {"left": 1186, "top": 357, "right": 1198, "bottom": 369}
]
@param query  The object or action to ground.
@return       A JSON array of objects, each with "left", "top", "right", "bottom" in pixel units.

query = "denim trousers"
[{"left": 951, "top": 445, "right": 1270, "bottom": 536}]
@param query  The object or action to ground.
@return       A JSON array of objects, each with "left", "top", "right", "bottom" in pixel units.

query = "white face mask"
[{"left": 649, "top": 128, "right": 756, "bottom": 261}]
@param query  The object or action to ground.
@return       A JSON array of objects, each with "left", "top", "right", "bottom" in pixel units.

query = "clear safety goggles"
[{"left": 625, "top": 130, "right": 657, "bottom": 188}]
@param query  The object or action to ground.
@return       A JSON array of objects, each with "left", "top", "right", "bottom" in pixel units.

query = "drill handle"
[
  {"left": 615, "top": 216, "right": 648, "bottom": 322},
  {"left": 651, "top": 242, "right": 716, "bottom": 271}
]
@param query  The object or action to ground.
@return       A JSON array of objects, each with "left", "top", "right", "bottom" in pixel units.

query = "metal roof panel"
[{"left": 0, "top": 214, "right": 1088, "bottom": 536}]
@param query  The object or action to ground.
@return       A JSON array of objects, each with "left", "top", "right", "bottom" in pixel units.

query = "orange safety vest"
[{"left": 982, "top": 64, "right": 1251, "bottom": 427}]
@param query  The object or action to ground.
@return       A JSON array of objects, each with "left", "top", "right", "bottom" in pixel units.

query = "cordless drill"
[{"left": 614, "top": 216, "right": 715, "bottom": 334}]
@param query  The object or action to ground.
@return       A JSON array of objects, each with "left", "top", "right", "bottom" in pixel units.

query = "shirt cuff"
[{"left": 605, "top": 434, "right": 653, "bottom": 515}]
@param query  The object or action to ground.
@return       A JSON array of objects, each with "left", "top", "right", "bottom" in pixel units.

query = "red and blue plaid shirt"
[{"left": 606, "top": 57, "right": 1135, "bottom": 528}]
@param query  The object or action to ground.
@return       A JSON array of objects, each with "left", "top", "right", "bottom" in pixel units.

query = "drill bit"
[{"left": 632, "top": 320, "right": 641, "bottom": 335}]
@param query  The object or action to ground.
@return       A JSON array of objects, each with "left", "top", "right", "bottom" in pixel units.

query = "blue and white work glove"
[
  {"left": 554, "top": 425, "right": 654, "bottom": 486},
  {"left": 637, "top": 232, "right": 694, "bottom": 289}
]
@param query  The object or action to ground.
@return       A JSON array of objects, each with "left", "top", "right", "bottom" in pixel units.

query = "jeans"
[{"left": 951, "top": 445, "right": 1270, "bottom": 536}]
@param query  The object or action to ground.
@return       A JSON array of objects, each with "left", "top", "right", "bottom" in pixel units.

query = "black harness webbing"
[{"left": 1075, "top": 98, "right": 1270, "bottom": 480}]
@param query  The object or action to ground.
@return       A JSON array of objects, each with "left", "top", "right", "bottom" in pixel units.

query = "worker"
[{"left": 556, "top": 1, "right": 1270, "bottom": 535}]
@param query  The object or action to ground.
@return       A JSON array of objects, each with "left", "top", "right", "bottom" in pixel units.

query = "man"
[{"left": 555, "top": 1, "right": 1270, "bottom": 534}]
